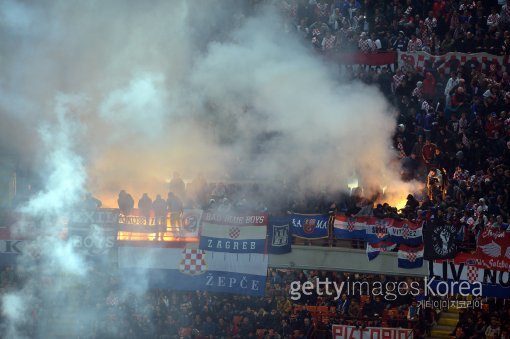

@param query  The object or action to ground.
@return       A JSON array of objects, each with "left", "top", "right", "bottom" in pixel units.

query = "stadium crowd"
[
  {"left": 2, "top": 1, "right": 510, "bottom": 338},
  {"left": 1, "top": 264, "right": 507, "bottom": 339},
  {"left": 280, "top": 0, "right": 510, "bottom": 56}
]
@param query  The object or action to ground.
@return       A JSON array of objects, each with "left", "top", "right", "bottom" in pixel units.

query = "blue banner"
[
  {"left": 289, "top": 213, "right": 329, "bottom": 239},
  {"left": 118, "top": 246, "right": 268, "bottom": 296},
  {"left": 199, "top": 212, "right": 267, "bottom": 254},
  {"left": 267, "top": 216, "right": 291, "bottom": 254},
  {"left": 122, "top": 268, "right": 266, "bottom": 296},
  {"left": 199, "top": 237, "right": 266, "bottom": 254}
]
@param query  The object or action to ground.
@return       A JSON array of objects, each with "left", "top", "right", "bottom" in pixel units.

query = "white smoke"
[{"left": 0, "top": 0, "right": 410, "bottom": 337}]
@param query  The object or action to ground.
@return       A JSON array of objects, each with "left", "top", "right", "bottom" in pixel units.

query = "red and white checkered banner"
[{"left": 398, "top": 51, "right": 509, "bottom": 75}]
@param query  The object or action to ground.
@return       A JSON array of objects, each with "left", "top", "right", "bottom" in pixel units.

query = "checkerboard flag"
[
  {"left": 467, "top": 265, "right": 479, "bottom": 284},
  {"left": 398, "top": 244, "right": 424, "bottom": 269}
]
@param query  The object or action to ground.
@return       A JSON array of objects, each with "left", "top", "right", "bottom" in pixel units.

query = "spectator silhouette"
[
  {"left": 118, "top": 190, "right": 134, "bottom": 216},
  {"left": 167, "top": 192, "right": 183, "bottom": 238},
  {"left": 138, "top": 193, "right": 153, "bottom": 224}
]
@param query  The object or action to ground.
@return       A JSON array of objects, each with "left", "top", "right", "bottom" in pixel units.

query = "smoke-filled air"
[{"left": 0, "top": 0, "right": 415, "bottom": 337}]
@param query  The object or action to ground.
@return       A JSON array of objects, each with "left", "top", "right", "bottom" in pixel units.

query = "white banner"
[{"left": 332, "top": 325, "right": 413, "bottom": 339}]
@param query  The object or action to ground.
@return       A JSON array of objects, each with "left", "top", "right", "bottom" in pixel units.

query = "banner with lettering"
[
  {"left": 365, "top": 218, "right": 392, "bottom": 243},
  {"left": 398, "top": 51, "right": 509, "bottom": 75},
  {"left": 0, "top": 227, "right": 26, "bottom": 267},
  {"left": 199, "top": 212, "right": 267, "bottom": 254},
  {"left": 289, "top": 213, "right": 329, "bottom": 239},
  {"left": 334, "top": 216, "right": 422, "bottom": 246},
  {"left": 68, "top": 208, "right": 119, "bottom": 257},
  {"left": 428, "top": 256, "right": 510, "bottom": 298},
  {"left": 423, "top": 222, "right": 458, "bottom": 260},
  {"left": 118, "top": 244, "right": 268, "bottom": 296},
  {"left": 476, "top": 229, "right": 510, "bottom": 271},
  {"left": 388, "top": 219, "right": 423, "bottom": 246},
  {"left": 267, "top": 216, "right": 291, "bottom": 254},
  {"left": 332, "top": 324, "right": 412, "bottom": 339}
]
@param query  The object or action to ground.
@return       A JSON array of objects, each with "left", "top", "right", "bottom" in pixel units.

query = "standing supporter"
[
  {"left": 322, "top": 29, "right": 336, "bottom": 52},
  {"left": 117, "top": 190, "right": 134, "bottom": 216},
  {"left": 488, "top": 7, "right": 501, "bottom": 29},
  {"left": 168, "top": 172, "right": 186, "bottom": 202},
  {"left": 137, "top": 193, "right": 153, "bottom": 223},
  {"left": 422, "top": 72, "right": 436, "bottom": 100},
  {"left": 407, "top": 33, "right": 423, "bottom": 52},
  {"left": 167, "top": 192, "right": 183, "bottom": 237},
  {"left": 445, "top": 72, "right": 461, "bottom": 107}
]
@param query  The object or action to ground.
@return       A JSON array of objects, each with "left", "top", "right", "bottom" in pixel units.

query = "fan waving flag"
[
  {"left": 398, "top": 244, "right": 424, "bottom": 268},
  {"left": 199, "top": 212, "right": 267, "bottom": 254}
]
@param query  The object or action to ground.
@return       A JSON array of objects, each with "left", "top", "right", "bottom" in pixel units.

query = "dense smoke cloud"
[
  {"left": 0, "top": 0, "right": 405, "bottom": 204},
  {"left": 0, "top": 0, "right": 412, "bottom": 336}
]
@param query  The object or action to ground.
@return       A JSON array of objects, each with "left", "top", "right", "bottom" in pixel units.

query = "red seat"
[
  {"left": 360, "top": 295, "right": 369, "bottom": 304},
  {"left": 317, "top": 306, "right": 329, "bottom": 314},
  {"left": 306, "top": 305, "right": 317, "bottom": 313}
]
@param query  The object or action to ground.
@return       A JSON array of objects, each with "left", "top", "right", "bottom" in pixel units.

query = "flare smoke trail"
[{"left": 0, "top": 0, "right": 412, "bottom": 337}]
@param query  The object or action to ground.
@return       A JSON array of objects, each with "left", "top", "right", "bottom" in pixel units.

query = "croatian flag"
[
  {"left": 199, "top": 212, "right": 267, "bottom": 254},
  {"left": 118, "top": 243, "right": 268, "bottom": 296},
  {"left": 366, "top": 241, "right": 396, "bottom": 261},
  {"left": 365, "top": 218, "right": 392, "bottom": 243},
  {"left": 388, "top": 220, "right": 423, "bottom": 246},
  {"left": 333, "top": 215, "right": 366, "bottom": 239},
  {"left": 398, "top": 244, "right": 424, "bottom": 269}
]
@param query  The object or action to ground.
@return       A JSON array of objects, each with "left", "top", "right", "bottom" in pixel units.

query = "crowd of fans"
[
  {"left": 2, "top": 263, "right": 507, "bottom": 339},
  {"left": 2, "top": 1, "right": 510, "bottom": 338},
  {"left": 279, "top": 0, "right": 510, "bottom": 55}
]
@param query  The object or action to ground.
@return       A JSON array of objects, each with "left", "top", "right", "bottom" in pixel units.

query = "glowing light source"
[{"left": 347, "top": 178, "right": 359, "bottom": 195}]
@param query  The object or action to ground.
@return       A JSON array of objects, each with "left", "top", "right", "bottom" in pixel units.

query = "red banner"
[
  {"left": 474, "top": 229, "right": 510, "bottom": 271},
  {"left": 326, "top": 51, "right": 397, "bottom": 65}
]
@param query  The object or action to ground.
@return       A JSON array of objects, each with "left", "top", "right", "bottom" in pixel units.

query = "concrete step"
[
  {"left": 438, "top": 317, "right": 458, "bottom": 326},
  {"left": 431, "top": 329, "right": 453, "bottom": 338},
  {"left": 429, "top": 335, "right": 451, "bottom": 339},
  {"left": 440, "top": 312, "right": 459, "bottom": 319},
  {"left": 433, "top": 325, "right": 455, "bottom": 331}
]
